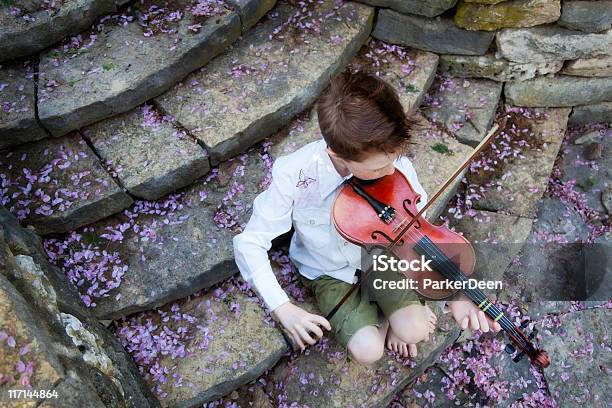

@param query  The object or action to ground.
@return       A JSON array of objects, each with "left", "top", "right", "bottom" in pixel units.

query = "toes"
[{"left": 409, "top": 344, "right": 417, "bottom": 358}]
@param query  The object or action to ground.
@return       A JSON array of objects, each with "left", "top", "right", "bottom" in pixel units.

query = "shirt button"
[
  {"left": 344, "top": 241, "right": 349, "bottom": 246},
  {"left": 309, "top": 219, "right": 315, "bottom": 225}
]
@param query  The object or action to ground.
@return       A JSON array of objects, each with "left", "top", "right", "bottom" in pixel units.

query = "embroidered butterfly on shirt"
[{"left": 296, "top": 169, "right": 316, "bottom": 189}]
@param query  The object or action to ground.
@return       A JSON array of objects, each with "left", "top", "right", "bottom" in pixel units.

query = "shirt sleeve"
[{"left": 232, "top": 156, "right": 294, "bottom": 312}]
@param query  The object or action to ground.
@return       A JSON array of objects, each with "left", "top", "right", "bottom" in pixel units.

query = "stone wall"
[{"left": 361, "top": 0, "right": 612, "bottom": 124}]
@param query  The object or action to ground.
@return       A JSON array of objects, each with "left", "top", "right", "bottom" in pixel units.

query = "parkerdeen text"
[{"left": 372, "top": 278, "right": 503, "bottom": 290}]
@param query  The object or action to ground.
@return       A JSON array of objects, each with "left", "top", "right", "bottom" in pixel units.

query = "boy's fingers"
[
  {"left": 311, "top": 314, "right": 331, "bottom": 331},
  {"left": 478, "top": 311, "right": 490, "bottom": 333},
  {"left": 297, "top": 326, "right": 316, "bottom": 345},
  {"left": 470, "top": 309, "right": 479, "bottom": 331},
  {"left": 290, "top": 329, "right": 305, "bottom": 350},
  {"left": 461, "top": 316, "right": 469, "bottom": 330},
  {"left": 304, "top": 321, "right": 324, "bottom": 339}
]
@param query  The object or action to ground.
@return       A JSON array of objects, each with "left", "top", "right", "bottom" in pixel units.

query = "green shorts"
[{"left": 299, "top": 268, "right": 423, "bottom": 348}]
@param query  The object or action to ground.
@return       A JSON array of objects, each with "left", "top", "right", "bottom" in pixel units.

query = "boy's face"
[{"left": 327, "top": 147, "right": 399, "bottom": 181}]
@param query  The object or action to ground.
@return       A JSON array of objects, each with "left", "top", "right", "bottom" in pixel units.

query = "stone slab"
[
  {"left": 373, "top": 9, "right": 495, "bottom": 55},
  {"left": 439, "top": 52, "right": 563, "bottom": 81},
  {"left": 37, "top": 0, "right": 242, "bottom": 136},
  {"left": 0, "top": 60, "right": 47, "bottom": 149},
  {"left": 0, "top": 0, "right": 116, "bottom": 62},
  {"left": 88, "top": 147, "right": 270, "bottom": 319},
  {"left": 356, "top": 0, "right": 458, "bottom": 17},
  {"left": 83, "top": 104, "right": 210, "bottom": 200},
  {"left": 455, "top": 0, "right": 560, "bottom": 31},
  {"left": 561, "top": 55, "right": 612, "bottom": 77},
  {"left": 473, "top": 107, "right": 571, "bottom": 217},
  {"left": 156, "top": 0, "right": 374, "bottom": 165},
  {"left": 496, "top": 25, "right": 612, "bottom": 63},
  {"left": 559, "top": 0, "right": 612, "bottom": 33},
  {"left": 116, "top": 284, "right": 287, "bottom": 407},
  {"left": 422, "top": 76, "right": 502, "bottom": 146},
  {"left": 544, "top": 308, "right": 610, "bottom": 406},
  {"left": 569, "top": 102, "right": 612, "bottom": 126},
  {"left": 0, "top": 133, "right": 133, "bottom": 236},
  {"left": 505, "top": 75, "right": 612, "bottom": 107}
]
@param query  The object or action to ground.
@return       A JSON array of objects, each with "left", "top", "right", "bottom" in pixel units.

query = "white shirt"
[{"left": 233, "top": 138, "right": 447, "bottom": 314}]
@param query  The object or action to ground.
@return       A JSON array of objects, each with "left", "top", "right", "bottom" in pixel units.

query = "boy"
[{"left": 233, "top": 70, "right": 501, "bottom": 364}]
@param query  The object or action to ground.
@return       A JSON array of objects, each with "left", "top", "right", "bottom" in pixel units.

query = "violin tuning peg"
[
  {"left": 520, "top": 320, "right": 529, "bottom": 329},
  {"left": 505, "top": 344, "right": 515, "bottom": 354},
  {"left": 529, "top": 328, "right": 538, "bottom": 340}
]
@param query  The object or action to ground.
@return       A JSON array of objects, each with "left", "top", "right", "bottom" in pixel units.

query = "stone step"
[
  {"left": 372, "top": 9, "right": 495, "bottom": 56},
  {"left": 0, "top": 132, "right": 133, "bottom": 235},
  {"left": 81, "top": 103, "right": 210, "bottom": 200},
  {"left": 0, "top": 59, "right": 48, "bottom": 149},
  {"left": 454, "top": 0, "right": 560, "bottom": 32},
  {"left": 0, "top": 0, "right": 118, "bottom": 62},
  {"left": 473, "top": 107, "right": 571, "bottom": 218},
  {"left": 154, "top": 0, "right": 374, "bottom": 165},
  {"left": 421, "top": 75, "right": 502, "bottom": 147},
  {"left": 37, "top": 0, "right": 276, "bottom": 137},
  {"left": 569, "top": 101, "right": 612, "bottom": 126},
  {"left": 113, "top": 277, "right": 288, "bottom": 407},
  {"left": 505, "top": 75, "right": 612, "bottom": 107}
]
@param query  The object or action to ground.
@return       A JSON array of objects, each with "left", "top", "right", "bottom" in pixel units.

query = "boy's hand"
[
  {"left": 272, "top": 302, "right": 331, "bottom": 351},
  {"left": 448, "top": 293, "right": 502, "bottom": 333}
]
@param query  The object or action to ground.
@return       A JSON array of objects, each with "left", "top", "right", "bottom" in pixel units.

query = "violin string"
[{"left": 380, "top": 210, "right": 528, "bottom": 347}]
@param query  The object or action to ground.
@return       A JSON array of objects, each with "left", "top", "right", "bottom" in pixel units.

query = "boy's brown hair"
[{"left": 316, "top": 69, "right": 419, "bottom": 162}]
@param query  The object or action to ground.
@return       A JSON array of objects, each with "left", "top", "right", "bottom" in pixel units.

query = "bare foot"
[{"left": 386, "top": 327, "right": 417, "bottom": 358}]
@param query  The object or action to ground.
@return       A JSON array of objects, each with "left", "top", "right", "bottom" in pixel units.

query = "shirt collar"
[{"left": 314, "top": 139, "right": 353, "bottom": 200}]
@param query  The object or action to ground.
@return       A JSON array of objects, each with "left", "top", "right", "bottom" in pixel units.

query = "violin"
[{"left": 328, "top": 124, "right": 550, "bottom": 369}]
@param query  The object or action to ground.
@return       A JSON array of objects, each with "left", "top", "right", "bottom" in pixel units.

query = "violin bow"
[{"left": 325, "top": 120, "right": 550, "bottom": 368}]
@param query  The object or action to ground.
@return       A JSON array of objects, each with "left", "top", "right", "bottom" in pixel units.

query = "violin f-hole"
[{"left": 402, "top": 199, "right": 421, "bottom": 229}]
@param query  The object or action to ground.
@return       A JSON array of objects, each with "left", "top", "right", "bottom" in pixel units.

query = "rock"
[
  {"left": 227, "top": 0, "right": 277, "bottom": 33},
  {"left": 474, "top": 107, "right": 571, "bottom": 218},
  {"left": 267, "top": 312, "right": 460, "bottom": 407},
  {"left": 583, "top": 142, "right": 603, "bottom": 160},
  {"left": 602, "top": 189, "right": 612, "bottom": 214},
  {"left": 544, "top": 308, "right": 610, "bottom": 406},
  {"left": 83, "top": 104, "right": 210, "bottom": 201},
  {"left": 560, "top": 126, "right": 611, "bottom": 214},
  {"left": 448, "top": 210, "right": 534, "bottom": 299},
  {"left": 569, "top": 102, "right": 612, "bottom": 126},
  {"left": 37, "top": 0, "right": 244, "bottom": 137},
  {"left": 496, "top": 26, "right": 612, "bottom": 63},
  {"left": 114, "top": 283, "right": 287, "bottom": 407},
  {"left": 584, "top": 232, "right": 611, "bottom": 300},
  {"left": 505, "top": 75, "right": 612, "bottom": 107},
  {"left": 422, "top": 76, "right": 502, "bottom": 146},
  {"left": 0, "top": 60, "right": 47, "bottom": 149},
  {"left": 156, "top": 0, "right": 374, "bottom": 165},
  {"left": 574, "top": 130, "right": 600, "bottom": 145},
  {"left": 559, "top": 0, "right": 612, "bottom": 33},
  {"left": 561, "top": 55, "right": 612, "bottom": 77},
  {"left": 372, "top": 9, "right": 495, "bottom": 55},
  {"left": 439, "top": 52, "right": 563, "bottom": 81},
  {"left": 0, "top": 208, "right": 159, "bottom": 408},
  {"left": 356, "top": 0, "right": 458, "bottom": 17},
  {"left": 464, "top": 0, "right": 506, "bottom": 3},
  {"left": 455, "top": 0, "right": 561, "bottom": 31},
  {"left": 501, "top": 197, "right": 590, "bottom": 303},
  {"left": 0, "top": 0, "right": 116, "bottom": 62},
  {"left": 0, "top": 133, "right": 133, "bottom": 236}
]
